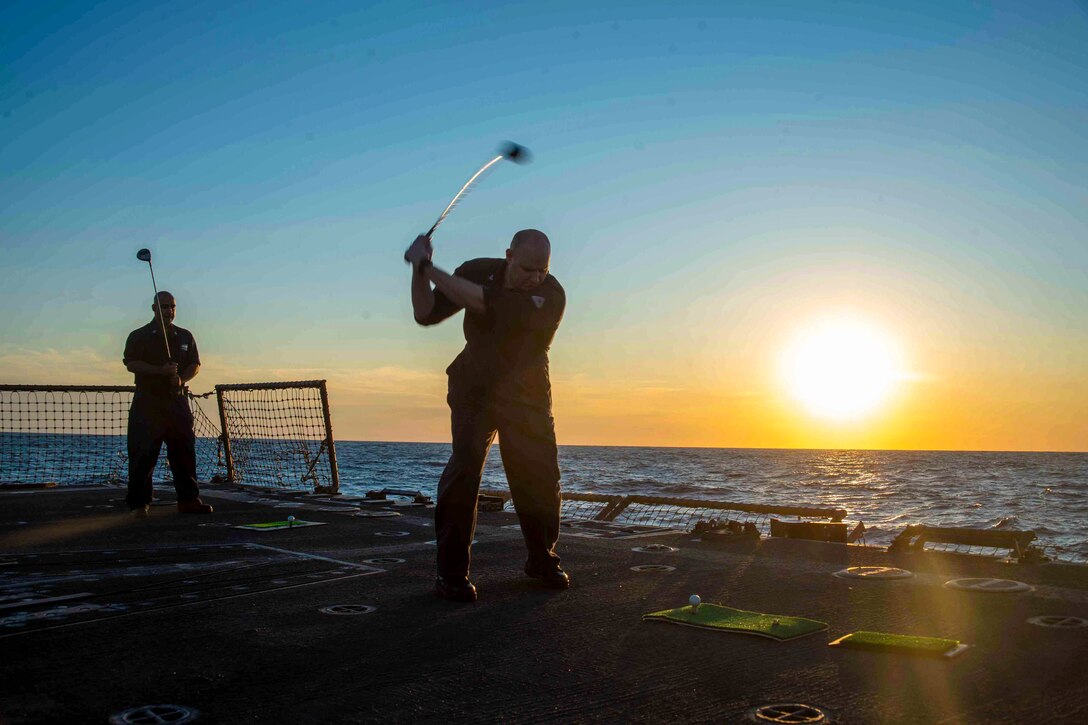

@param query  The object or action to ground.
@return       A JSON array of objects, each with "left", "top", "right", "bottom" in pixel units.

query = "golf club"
[
  {"left": 136, "top": 248, "right": 172, "bottom": 360},
  {"left": 405, "top": 141, "right": 532, "bottom": 263}
]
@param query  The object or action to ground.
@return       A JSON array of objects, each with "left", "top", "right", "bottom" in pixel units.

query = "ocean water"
[
  {"left": 3, "top": 434, "right": 1085, "bottom": 556},
  {"left": 335, "top": 442, "right": 1088, "bottom": 554}
]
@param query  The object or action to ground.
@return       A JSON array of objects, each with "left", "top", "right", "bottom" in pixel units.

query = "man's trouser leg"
[
  {"left": 497, "top": 403, "right": 562, "bottom": 571},
  {"left": 435, "top": 394, "right": 496, "bottom": 579},
  {"left": 163, "top": 395, "right": 200, "bottom": 502},
  {"left": 126, "top": 394, "right": 164, "bottom": 509}
]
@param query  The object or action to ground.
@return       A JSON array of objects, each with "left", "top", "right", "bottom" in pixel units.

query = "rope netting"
[
  {"left": 916, "top": 541, "right": 1087, "bottom": 565},
  {"left": 560, "top": 499, "right": 612, "bottom": 521},
  {"left": 0, "top": 386, "right": 223, "bottom": 486},
  {"left": 610, "top": 502, "right": 777, "bottom": 534},
  {"left": 216, "top": 381, "right": 338, "bottom": 493},
  {"left": 496, "top": 490, "right": 846, "bottom": 537},
  {"left": 551, "top": 492, "right": 1088, "bottom": 564}
]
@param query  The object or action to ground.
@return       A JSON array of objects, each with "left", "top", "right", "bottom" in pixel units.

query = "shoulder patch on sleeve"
[{"left": 531, "top": 296, "right": 545, "bottom": 309}]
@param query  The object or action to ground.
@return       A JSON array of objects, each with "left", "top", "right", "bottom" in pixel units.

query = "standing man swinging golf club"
[
  {"left": 124, "top": 248, "right": 212, "bottom": 516},
  {"left": 406, "top": 228, "right": 569, "bottom": 602}
]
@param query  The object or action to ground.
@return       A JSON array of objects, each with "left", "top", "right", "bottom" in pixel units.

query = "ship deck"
[{"left": 2, "top": 484, "right": 1086, "bottom": 724}]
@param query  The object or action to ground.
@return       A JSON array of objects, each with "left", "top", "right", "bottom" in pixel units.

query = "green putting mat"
[
  {"left": 643, "top": 604, "right": 828, "bottom": 641},
  {"left": 828, "top": 631, "right": 968, "bottom": 658},
  {"left": 232, "top": 520, "right": 327, "bottom": 532}
]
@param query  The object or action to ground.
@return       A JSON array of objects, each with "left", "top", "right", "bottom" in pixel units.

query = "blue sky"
[{"left": 2, "top": 1, "right": 1086, "bottom": 449}]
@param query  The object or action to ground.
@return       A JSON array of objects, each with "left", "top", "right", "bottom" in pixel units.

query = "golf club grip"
[
  {"left": 404, "top": 226, "right": 438, "bottom": 263},
  {"left": 405, "top": 231, "right": 429, "bottom": 264}
]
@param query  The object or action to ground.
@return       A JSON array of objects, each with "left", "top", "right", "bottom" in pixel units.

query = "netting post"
[
  {"left": 318, "top": 380, "right": 340, "bottom": 495},
  {"left": 215, "top": 385, "right": 236, "bottom": 484}
]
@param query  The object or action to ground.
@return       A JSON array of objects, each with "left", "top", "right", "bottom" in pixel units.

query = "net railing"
[
  {"left": 0, "top": 385, "right": 223, "bottom": 486},
  {"left": 215, "top": 380, "right": 339, "bottom": 494},
  {"left": 894, "top": 539, "right": 1088, "bottom": 566},
  {"left": 482, "top": 489, "right": 847, "bottom": 536},
  {"left": 549, "top": 492, "right": 1087, "bottom": 565},
  {"left": 2, "top": 381, "right": 340, "bottom": 494}
]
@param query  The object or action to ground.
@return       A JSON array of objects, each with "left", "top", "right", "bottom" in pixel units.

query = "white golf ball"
[{"left": 689, "top": 594, "right": 701, "bottom": 607}]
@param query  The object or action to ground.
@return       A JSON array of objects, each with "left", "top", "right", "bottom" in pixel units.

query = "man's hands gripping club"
[
  {"left": 405, "top": 235, "right": 486, "bottom": 320},
  {"left": 404, "top": 234, "right": 433, "bottom": 271},
  {"left": 124, "top": 360, "right": 183, "bottom": 390}
]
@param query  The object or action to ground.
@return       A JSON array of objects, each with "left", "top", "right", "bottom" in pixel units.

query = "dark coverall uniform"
[
  {"left": 123, "top": 321, "right": 202, "bottom": 508},
  {"left": 419, "top": 258, "right": 566, "bottom": 579}
]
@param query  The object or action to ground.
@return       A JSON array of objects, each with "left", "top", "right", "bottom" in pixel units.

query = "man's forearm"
[
  {"left": 411, "top": 266, "right": 436, "bottom": 322},
  {"left": 424, "top": 265, "right": 485, "bottom": 314},
  {"left": 180, "top": 363, "right": 200, "bottom": 384}
]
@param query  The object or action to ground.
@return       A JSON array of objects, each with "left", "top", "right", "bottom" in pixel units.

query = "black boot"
[
  {"left": 524, "top": 562, "right": 571, "bottom": 589},
  {"left": 435, "top": 575, "right": 478, "bottom": 603}
]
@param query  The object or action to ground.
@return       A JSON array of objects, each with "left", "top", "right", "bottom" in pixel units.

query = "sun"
[{"left": 780, "top": 317, "right": 903, "bottom": 421}]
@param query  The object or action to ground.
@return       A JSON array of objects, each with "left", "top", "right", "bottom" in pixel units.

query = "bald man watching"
[
  {"left": 405, "top": 230, "right": 568, "bottom": 602},
  {"left": 123, "top": 291, "right": 212, "bottom": 517}
]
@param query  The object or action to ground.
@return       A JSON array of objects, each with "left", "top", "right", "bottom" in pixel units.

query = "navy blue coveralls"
[
  {"left": 419, "top": 258, "right": 566, "bottom": 579},
  {"left": 123, "top": 321, "right": 201, "bottom": 508}
]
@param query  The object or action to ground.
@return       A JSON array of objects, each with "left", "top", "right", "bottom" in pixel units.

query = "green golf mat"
[
  {"left": 643, "top": 604, "right": 828, "bottom": 642},
  {"left": 232, "top": 520, "right": 327, "bottom": 532},
  {"left": 828, "top": 631, "right": 969, "bottom": 658}
]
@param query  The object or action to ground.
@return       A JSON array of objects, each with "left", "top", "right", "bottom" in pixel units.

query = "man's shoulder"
[
  {"left": 173, "top": 325, "right": 195, "bottom": 340},
  {"left": 455, "top": 257, "right": 504, "bottom": 281},
  {"left": 542, "top": 274, "right": 565, "bottom": 299},
  {"left": 127, "top": 321, "right": 156, "bottom": 339}
]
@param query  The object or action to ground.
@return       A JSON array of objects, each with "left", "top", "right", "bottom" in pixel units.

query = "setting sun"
[{"left": 780, "top": 317, "right": 903, "bottom": 421}]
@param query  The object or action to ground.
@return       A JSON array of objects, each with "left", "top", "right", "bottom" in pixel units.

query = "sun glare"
[{"left": 780, "top": 317, "right": 903, "bottom": 421}]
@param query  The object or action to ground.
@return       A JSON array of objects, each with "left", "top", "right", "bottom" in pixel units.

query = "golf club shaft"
[
  {"left": 425, "top": 153, "right": 505, "bottom": 240},
  {"left": 147, "top": 262, "right": 172, "bottom": 360}
]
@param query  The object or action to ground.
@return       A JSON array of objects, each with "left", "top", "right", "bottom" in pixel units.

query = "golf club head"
[
  {"left": 499, "top": 141, "right": 532, "bottom": 165},
  {"left": 136, "top": 248, "right": 152, "bottom": 263}
]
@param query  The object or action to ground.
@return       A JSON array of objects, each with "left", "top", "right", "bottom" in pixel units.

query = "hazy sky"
[{"left": 2, "top": 0, "right": 1086, "bottom": 451}]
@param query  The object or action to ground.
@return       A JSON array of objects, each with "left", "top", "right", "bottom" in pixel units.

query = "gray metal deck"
[{"left": 2, "top": 484, "right": 1086, "bottom": 723}]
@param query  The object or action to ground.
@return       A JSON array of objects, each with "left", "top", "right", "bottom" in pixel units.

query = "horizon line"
[{"left": 337, "top": 440, "right": 1088, "bottom": 455}]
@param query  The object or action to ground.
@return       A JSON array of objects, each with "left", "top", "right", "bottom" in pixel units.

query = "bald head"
[
  {"left": 510, "top": 229, "right": 550, "bottom": 254},
  {"left": 151, "top": 291, "right": 177, "bottom": 325},
  {"left": 505, "top": 230, "right": 551, "bottom": 291}
]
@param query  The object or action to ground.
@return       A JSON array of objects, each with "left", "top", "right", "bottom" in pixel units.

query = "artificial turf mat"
[
  {"left": 828, "top": 631, "right": 969, "bottom": 658},
  {"left": 643, "top": 604, "right": 828, "bottom": 641}
]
